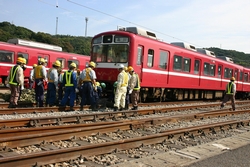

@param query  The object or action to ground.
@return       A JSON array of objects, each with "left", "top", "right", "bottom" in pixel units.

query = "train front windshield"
[{"left": 91, "top": 35, "right": 129, "bottom": 63}]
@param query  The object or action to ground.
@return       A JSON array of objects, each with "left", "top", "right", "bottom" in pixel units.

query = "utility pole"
[
  {"left": 56, "top": 17, "right": 58, "bottom": 35},
  {"left": 85, "top": 17, "right": 88, "bottom": 37}
]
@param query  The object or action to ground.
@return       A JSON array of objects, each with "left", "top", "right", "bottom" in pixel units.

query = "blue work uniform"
[
  {"left": 79, "top": 67, "right": 97, "bottom": 108},
  {"left": 46, "top": 67, "right": 58, "bottom": 106},
  {"left": 60, "top": 70, "right": 77, "bottom": 107}
]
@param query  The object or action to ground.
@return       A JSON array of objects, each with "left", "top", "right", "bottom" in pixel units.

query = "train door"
[
  {"left": 217, "top": 64, "right": 223, "bottom": 87},
  {"left": 136, "top": 45, "right": 143, "bottom": 83},
  {"left": 194, "top": 59, "right": 201, "bottom": 86},
  {"left": 158, "top": 49, "right": 169, "bottom": 85},
  {"left": 234, "top": 69, "right": 242, "bottom": 91}
]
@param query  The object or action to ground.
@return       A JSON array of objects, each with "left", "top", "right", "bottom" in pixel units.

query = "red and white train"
[
  {"left": 0, "top": 39, "right": 90, "bottom": 87},
  {"left": 90, "top": 27, "right": 250, "bottom": 101}
]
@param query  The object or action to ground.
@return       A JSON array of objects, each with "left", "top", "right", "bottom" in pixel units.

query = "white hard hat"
[{"left": 118, "top": 64, "right": 124, "bottom": 69}]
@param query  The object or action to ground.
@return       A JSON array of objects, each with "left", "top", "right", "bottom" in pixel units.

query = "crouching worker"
[{"left": 60, "top": 63, "right": 78, "bottom": 111}]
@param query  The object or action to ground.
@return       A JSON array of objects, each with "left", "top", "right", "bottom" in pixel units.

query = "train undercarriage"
[{"left": 139, "top": 88, "right": 249, "bottom": 102}]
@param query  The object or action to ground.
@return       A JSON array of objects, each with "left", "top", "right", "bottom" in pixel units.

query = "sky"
[{"left": 0, "top": 0, "right": 250, "bottom": 53}]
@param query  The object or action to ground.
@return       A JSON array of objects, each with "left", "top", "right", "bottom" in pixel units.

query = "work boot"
[
  {"left": 131, "top": 106, "right": 138, "bottom": 110},
  {"left": 80, "top": 106, "right": 84, "bottom": 111},
  {"left": 119, "top": 108, "right": 124, "bottom": 111},
  {"left": 113, "top": 107, "right": 118, "bottom": 111},
  {"left": 8, "top": 103, "right": 13, "bottom": 108},
  {"left": 125, "top": 104, "right": 129, "bottom": 110},
  {"left": 91, "top": 105, "right": 98, "bottom": 111}
]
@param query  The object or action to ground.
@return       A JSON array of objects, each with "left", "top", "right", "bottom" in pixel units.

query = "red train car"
[
  {"left": 0, "top": 39, "right": 90, "bottom": 87},
  {"left": 90, "top": 27, "right": 250, "bottom": 101}
]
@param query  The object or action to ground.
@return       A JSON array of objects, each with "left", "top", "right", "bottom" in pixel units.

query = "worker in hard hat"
[
  {"left": 33, "top": 58, "right": 47, "bottom": 107},
  {"left": 113, "top": 64, "right": 128, "bottom": 111},
  {"left": 78, "top": 61, "right": 97, "bottom": 111},
  {"left": 128, "top": 66, "right": 140, "bottom": 110},
  {"left": 6, "top": 57, "right": 25, "bottom": 108},
  {"left": 220, "top": 77, "right": 236, "bottom": 111},
  {"left": 29, "top": 64, "right": 37, "bottom": 89},
  {"left": 60, "top": 62, "right": 78, "bottom": 111},
  {"left": 46, "top": 60, "right": 61, "bottom": 107}
]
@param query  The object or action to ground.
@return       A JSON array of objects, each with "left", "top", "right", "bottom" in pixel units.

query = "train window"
[
  {"left": 173, "top": 55, "right": 182, "bottom": 71},
  {"left": 0, "top": 50, "right": 14, "bottom": 63},
  {"left": 159, "top": 50, "right": 168, "bottom": 69},
  {"left": 203, "top": 63, "right": 209, "bottom": 75},
  {"left": 147, "top": 49, "right": 154, "bottom": 67},
  {"left": 93, "top": 36, "right": 102, "bottom": 44},
  {"left": 114, "top": 36, "right": 129, "bottom": 43},
  {"left": 18, "top": 52, "right": 28, "bottom": 65},
  {"left": 210, "top": 65, "right": 215, "bottom": 76},
  {"left": 224, "top": 68, "right": 230, "bottom": 78},
  {"left": 183, "top": 58, "right": 190, "bottom": 72},
  {"left": 137, "top": 46, "right": 143, "bottom": 65},
  {"left": 103, "top": 35, "right": 113, "bottom": 43},
  {"left": 194, "top": 60, "right": 200, "bottom": 74},
  {"left": 240, "top": 71, "right": 243, "bottom": 81},
  {"left": 229, "top": 69, "right": 233, "bottom": 78},
  {"left": 244, "top": 73, "right": 248, "bottom": 82},
  {"left": 218, "top": 65, "right": 222, "bottom": 78},
  {"left": 234, "top": 70, "right": 238, "bottom": 81}
]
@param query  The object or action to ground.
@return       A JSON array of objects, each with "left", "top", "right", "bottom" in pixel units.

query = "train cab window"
[
  {"left": 218, "top": 66, "right": 222, "bottom": 78},
  {"left": 173, "top": 55, "right": 182, "bottom": 71},
  {"left": 68, "top": 60, "right": 79, "bottom": 69},
  {"left": 137, "top": 46, "right": 143, "bottom": 65},
  {"left": 147, "top": 49, "right": 154, "bottom": 67},
  {"left": 194, "top": 60, "right": 200, "bottom": 74},
  {"left": 244, "top": 73, "right": 248, "bottom": 82},
  {"left": 210, "top": 64, "right": 215, "bottom": 76},
  {"left": 18, "top": 53, "right": 28, "bottom": 65},
  {"left": 0, "top": 50, "right": 13, "bottom": 63},
  {"left": 183, "top": 58, "right": 190, "bottom": 72},
  {"left": 240, "top": 71, "right": 243, "bottom": 81},
  {"left": 203, "top": 63, "right": 210, "bottom": 75},
  {"left": 159, "top": 50, "right": 168, "bottom": 69}
]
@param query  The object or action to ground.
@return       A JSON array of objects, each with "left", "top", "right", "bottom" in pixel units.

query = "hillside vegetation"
[{"left": 0, "top": 21, "right": 249, "bottom": 67}]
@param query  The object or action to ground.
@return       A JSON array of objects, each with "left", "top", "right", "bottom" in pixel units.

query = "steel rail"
[
  {"left": 0, "top": 119, "right": 249, "bottom": 166},
  {"left": 0, "top": 102, "right": 250, "bottom": 129},
  {"left": 1, "top": 109, "right": 250, "bottom": 149}
]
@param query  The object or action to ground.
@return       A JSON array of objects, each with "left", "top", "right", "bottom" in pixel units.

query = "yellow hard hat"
[
  {"left": 96, "top": 82, "right": 100, "bottom": 87},
  {"left": 17, "top": 57, "right": 23, "bottom": 64},
  {"left": 22, "top": 58, "right": 27, "bottom": 64},
  {"left": 33, "top": 64, "right": 37, "bottom": 68},
  {"left": 128, "top": 66, "right": 134, "bottom": 72},
  {"left": 231, "top": 77, "right": 235, "bottom": 81},
  {"left": 70, "top": 62, "right": 77, "bottom": 68},
  {"left": 39, "top": 58, "right": 45, "bottom": 63},
  {"left": 53, "top": 60, "right": 61, "bottom": 67},
  {"left": 89, "top": 61, "right": 96, "bottom": 68},
  {"left": 124, "top": 66, "right": 128, "bottom": 71}
]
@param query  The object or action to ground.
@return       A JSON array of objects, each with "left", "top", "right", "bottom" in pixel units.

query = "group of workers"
[{"left": 5, "top": 57, "right": 236, "bottom": 111}]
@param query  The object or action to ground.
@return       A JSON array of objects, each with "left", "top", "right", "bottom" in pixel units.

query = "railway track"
[
  {"left": 0, "top": 101, "right": 249, "bottom": 128},
  {"left": 0, "top": 117, "right": 249, "bottom": 166},
  {"left": 0, "top": 101, "right": 249, "bottom": 166}
]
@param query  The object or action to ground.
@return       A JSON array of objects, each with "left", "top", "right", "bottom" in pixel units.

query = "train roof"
[{"left": 7, "top": 38, "right": 62, "bottom": 51}]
